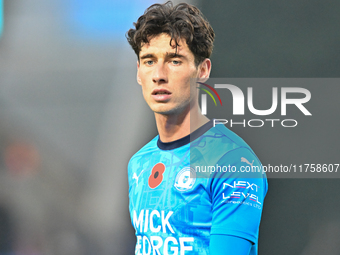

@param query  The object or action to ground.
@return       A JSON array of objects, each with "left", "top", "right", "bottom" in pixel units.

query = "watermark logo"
[
  {"left": 199, "top": 83, "right": 311, "bottom": 116},
  {"left": 197, "top": 79, "right": 312, "bottom": 127},
  {"left": 197, "top": 82, "right": 223, "bottom": 115}
]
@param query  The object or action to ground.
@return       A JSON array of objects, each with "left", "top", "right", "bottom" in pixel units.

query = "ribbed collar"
[{"left": 157, "top": 119, "right": 214, "bottom": 150}]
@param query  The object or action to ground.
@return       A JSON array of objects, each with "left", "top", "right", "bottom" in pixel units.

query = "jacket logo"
[{"left": 241, "top": 157, "right": 254, "bottom": 167}]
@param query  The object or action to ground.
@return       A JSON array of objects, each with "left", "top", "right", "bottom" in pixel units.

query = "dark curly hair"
[{"left": 126, "top": 1, "right": 215, "bottom": 66}]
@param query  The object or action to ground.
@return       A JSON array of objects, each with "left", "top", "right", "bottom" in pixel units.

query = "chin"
[
  {"left": 151, "top": 104, "right": 189, "bottom": 116},
  {"left": 153, "top": 108, "right": 177, "bottom": 115}
]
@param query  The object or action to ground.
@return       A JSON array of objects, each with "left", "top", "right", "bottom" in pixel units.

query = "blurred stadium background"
[{"left": 0, "top": 0, "right": 339, "bottom": 254}]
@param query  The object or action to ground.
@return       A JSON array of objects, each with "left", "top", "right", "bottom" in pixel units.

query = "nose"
[{"left": 152, "top": 62, "right": 168, "bottom": 84}]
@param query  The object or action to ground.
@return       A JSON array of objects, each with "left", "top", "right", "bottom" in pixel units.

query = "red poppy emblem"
[{"left": 148, "top": 163, "right": 165, "bottom": 189}]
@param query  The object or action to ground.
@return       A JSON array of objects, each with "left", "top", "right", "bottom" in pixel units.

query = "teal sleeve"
[
  {"left": 210, "top": 234, "right": 252, "bottom": 255},
  {"left": 209, "top": 147, "right": 268, "bottom": 243}
]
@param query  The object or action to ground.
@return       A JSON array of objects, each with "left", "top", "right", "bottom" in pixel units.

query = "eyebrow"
[
  {"left": 165, "top": 52, "right": 186, "bottom": 59},
  {"left": 140, "top": 54, "right": 154, "bottom": 60},
  {"left": 139, "top": 52, "right": 186, "bottom": 60}
]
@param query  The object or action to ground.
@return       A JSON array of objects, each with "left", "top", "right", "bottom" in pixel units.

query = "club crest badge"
[{"left": 174, "top": 167, "right": 196, "bottom": 192}]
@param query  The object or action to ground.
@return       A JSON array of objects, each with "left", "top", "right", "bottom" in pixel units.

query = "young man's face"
[{"left": 137, "top": 33, "right": 210, "bottom": 116}]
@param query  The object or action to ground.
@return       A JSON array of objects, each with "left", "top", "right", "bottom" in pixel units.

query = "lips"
[
  {"left": 152, "top": 88, "right": 172, "bottom": 101},
  {"left": 152, "top": 89, "right": 171, "bottom": 95}
]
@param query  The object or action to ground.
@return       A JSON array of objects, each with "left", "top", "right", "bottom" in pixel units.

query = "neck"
[{"left": 155, "top": 105, "right": 209, "bottom": 143}]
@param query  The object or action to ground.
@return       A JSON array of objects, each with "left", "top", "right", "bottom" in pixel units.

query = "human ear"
[
  {"left": 136, "top": 60, "right": 142, "bottom": 85},
  {"left": 198, "top": 58, "right": 212, "bottom": 83}
]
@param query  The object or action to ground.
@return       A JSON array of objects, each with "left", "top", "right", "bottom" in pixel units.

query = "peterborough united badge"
[{"left": 174, "top": 167, "right": 196, "bottom": 192}]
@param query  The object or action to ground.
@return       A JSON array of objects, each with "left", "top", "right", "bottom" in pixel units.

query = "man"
[{"left": 126, "top": 2, "right": 267, "bottom": 254}]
